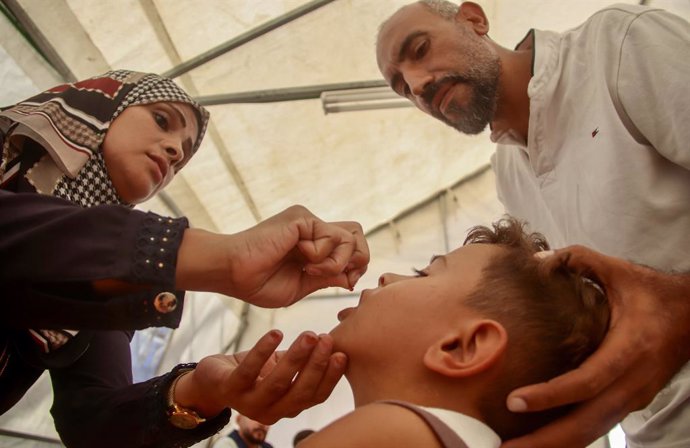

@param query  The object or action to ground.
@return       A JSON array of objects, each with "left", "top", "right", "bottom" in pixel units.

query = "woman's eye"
[{"left": 153, "top": 112, "right": 169, "bottom": 130}]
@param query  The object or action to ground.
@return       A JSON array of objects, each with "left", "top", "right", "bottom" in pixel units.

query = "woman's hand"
[
  {"left": 177, "top": 205, "right": 369, "bottom": 307},
  {"left": 174, "top": 330, "right": 346, "bottom": 423}
]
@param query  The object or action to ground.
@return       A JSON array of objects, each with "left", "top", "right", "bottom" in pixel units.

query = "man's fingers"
[
  {"left": 503, "top": 362, "right": 656, "bottom": 448},
  {"left": 547, "top": 245, "right": 628, "bottom": 289},
  {"left": 501, "top": 394, "right": 623, "bottom": 448},
  {"left": 229, "top": 330, "right": 283, "bottom": 390},
  {"left": 507, "top": 331, "right": 634, "bottom": 412}
]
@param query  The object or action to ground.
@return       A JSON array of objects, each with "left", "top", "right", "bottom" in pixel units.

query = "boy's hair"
[{"left": 461, "top": 217, "right": 609, "bottom": 439}]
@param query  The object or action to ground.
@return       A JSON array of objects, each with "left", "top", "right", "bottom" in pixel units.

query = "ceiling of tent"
[
  {"left": 1, "top": 0, "right": 690, "bottom": 446},
  {"left": 3, "top": 0, "right": 687, "bottom": 244}
]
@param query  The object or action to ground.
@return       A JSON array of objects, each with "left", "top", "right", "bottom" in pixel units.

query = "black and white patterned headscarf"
[{"left": 0, "top": 69, "right": 209, "bottom": 207}]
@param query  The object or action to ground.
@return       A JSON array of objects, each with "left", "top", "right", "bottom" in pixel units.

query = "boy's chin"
[{"left": 326, "top": 326, "right": 351, "bottom": 358}]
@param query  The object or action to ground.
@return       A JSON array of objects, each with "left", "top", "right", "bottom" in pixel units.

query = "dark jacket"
[{"left": 0, "top": 190, "right": 230, "bottom": 447}]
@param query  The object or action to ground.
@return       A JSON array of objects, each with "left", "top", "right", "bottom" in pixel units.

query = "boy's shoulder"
[{"left": 298, "top": 402, "right": 444, "bottom": 448}]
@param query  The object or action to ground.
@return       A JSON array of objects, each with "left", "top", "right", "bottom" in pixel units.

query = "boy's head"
[{"left": 330, "top": 217, "right": 609, "bottom": 440}]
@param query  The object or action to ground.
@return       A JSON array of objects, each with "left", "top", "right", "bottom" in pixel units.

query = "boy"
[{"left": 302, "top": 217, "right": 609, "bottom": 447}]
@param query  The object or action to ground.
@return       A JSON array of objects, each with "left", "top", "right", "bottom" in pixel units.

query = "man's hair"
[
  {"left": 378, "top": 1, "right": 459, "bottom": 41},
  {"left": 419, "top": 0, "right": 459, "bottom": 19},
  {"left": 461, "top": 217, "right": 610, "bottom": 439}
]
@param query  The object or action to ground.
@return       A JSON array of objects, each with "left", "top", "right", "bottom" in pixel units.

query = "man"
[
  {"left": 213, "top": 414, "right": 273, "bottom": 448},
  {"left": 376, "top": 1, "right": 690, "bottom": 447}
]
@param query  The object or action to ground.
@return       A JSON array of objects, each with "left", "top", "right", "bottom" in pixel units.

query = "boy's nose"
[
  {"left": 378, "top": 272, "right": 408, "bottom": 286},
  {"left": 378, "top": 274, "right": 387, "bottom": 286}
]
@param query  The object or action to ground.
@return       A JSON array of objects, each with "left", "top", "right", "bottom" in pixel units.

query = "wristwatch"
[{"left": 167, "top": 368, "right": 206, "bottom": 429}]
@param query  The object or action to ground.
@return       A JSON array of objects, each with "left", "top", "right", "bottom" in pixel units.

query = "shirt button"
[{"left": 153, "top": 292, "right": 178, "bottom": 313}]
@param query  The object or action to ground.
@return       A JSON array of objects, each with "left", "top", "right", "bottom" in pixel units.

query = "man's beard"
[{"left": 421, "top": 54, "right": 500, "bottom": 135}]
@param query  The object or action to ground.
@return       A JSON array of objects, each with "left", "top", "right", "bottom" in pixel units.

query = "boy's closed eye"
[{"left": 412, "top": 268, "right": 428, "bottom": 277}]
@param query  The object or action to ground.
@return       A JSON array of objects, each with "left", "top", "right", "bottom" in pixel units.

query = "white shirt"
[
  {"left": 422, "top": 406, "right": 501, "bottom": 448},
  {"left": 491, "top": 4, "right": 690, "bottom": 447}
]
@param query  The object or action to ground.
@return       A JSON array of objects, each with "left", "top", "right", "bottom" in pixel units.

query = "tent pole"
[
  {"left": 163, "top": 0, "right": 337, "bottom": 79},
  {"left": 0, "top": 429, "right": 62, "bottom": 445},
  {"left": 194, "top": 80, "right": 389, "bottom": 105}
]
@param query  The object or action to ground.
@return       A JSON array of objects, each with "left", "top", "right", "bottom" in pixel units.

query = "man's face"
[
  {"left": 330, "top": 243, "right": 502, "bottom": 371},
  {"left": 376, "top": 3, "right": 500, "bottom": 134},
  {"left": 238, "top": 415, "right": 270, "bottom": 444},
  {"left": 102, "top": 102, "right": 199, "bottom": 204}
]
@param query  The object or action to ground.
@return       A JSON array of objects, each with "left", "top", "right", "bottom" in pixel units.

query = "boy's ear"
[
  {"left": 456, "top": 2, "right": 490, "bottom": 36},
  {"left": 423, "top": 319, "right": 507, "bottom": 378}
]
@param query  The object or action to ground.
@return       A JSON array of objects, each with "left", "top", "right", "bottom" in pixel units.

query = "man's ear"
[
  {"left": 423, "top": 319, "right": 507, "bottom": 378},
  {"left": 456, "top": 2, "right": 490, "bottom": 36}
]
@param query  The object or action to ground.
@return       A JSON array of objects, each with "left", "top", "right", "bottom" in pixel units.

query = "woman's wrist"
[
  {"left": 175, "top": 228, "right": 231, "bottom": 295},
  {"left": 173, "top": 366, "right": 226, "bottom": 418}
]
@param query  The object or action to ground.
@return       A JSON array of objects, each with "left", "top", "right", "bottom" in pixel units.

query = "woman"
[{"left": 0, "top": 71, "right": 368, "bottom": 447}]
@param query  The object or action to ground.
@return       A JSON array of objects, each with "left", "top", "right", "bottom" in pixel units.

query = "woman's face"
[{"left": 102, "top": 102, "right": 199, "bottom": 204}]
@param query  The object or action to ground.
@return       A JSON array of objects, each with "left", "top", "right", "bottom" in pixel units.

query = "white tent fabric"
[{"left": 0, "top": 1, "right": 688, "bottom": 446}]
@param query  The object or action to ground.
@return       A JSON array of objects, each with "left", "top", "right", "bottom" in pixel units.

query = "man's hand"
[
  {"left": 502, "top": 245, "right": 690, "bottom": 448},
  {"left": 175, "top": 330, "right": 346, "bottom": 424},
  {"left": 224, "top": 205, "right": 369, "bottom": 307}
]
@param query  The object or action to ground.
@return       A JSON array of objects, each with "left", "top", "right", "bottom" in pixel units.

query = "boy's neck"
[{"left": 348, "top": 372, "right": 483, "bottom": 421}]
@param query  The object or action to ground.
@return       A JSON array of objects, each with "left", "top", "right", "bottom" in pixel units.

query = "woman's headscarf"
[{"left": 0, "top": 69, "right": 209, "bottom": 207}]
